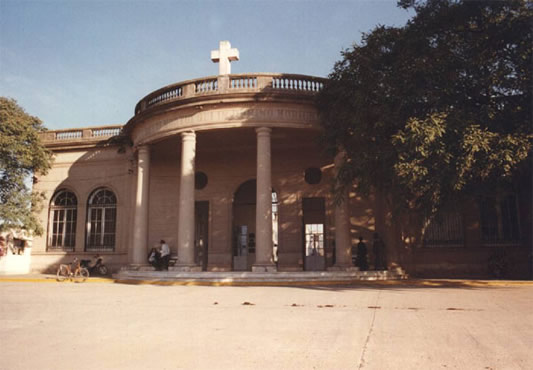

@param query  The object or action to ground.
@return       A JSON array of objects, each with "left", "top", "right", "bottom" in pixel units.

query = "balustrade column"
[
  {"left": 177, "top": 131, "right": 196, "bottom": 266},
  {"left": 333, "top": 151, "right": 353, "bottom": 269},
  {"left": 254, "top": 127, "right": 276, "bottom": 272},
  {"left": 132, "top": 145, "right": 151, "bottom": 265}
]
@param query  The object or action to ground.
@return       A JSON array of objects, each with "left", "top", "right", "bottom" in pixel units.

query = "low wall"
[{"left": 0, "top": 248, "right": 32, "bottom": 275}]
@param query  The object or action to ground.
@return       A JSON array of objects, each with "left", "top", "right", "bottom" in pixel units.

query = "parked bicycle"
[{"left": 56, "top": 258, "right": 89, "bottom": 282}]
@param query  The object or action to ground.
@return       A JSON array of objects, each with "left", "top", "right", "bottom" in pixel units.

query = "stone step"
[{"left": 114, "top": 269, "right": 407, "bottom": 283}]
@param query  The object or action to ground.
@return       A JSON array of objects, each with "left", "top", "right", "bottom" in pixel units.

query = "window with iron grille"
[
  {"left": 480, "top": 194, "right": 521, "bottom": 245},
  {"left": 47, "top": 189, "right": 77, "bottom": 251},
  {"left": 423, "top": 205, "right": 464, "bottom": 247},
  {"left": 86, "top": 188, "right": 117, "bottom": 252}
]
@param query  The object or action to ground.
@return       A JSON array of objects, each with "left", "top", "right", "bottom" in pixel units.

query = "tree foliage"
[
  {"left": 0, "top": 97, "right": 52, "bottom": 235},
  {"left": 317, "top": 0, "right": 532, "bottom": 217}
]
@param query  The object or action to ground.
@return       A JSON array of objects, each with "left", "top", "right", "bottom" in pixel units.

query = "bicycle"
[{"left": 56, "top": 258, "right": 90, "bottom": 283}]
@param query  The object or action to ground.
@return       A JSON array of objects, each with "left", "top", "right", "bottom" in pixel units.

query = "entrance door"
[
  {"left": 195, "top": 201, "right": 209, "bottom": 271},
  {"left": 302, "top": 197, "right": 326, "bottom": 271}
]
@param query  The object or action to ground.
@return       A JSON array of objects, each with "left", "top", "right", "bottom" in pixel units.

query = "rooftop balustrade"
[
  {"left": 41, "top": 73, "right": 326, "bottom": 147},
  {"left": 41, "top": 125, "right": 123, "bottom": 145},
  {"left": 134, "top": 73, "right": 326, "bottom": 115}
]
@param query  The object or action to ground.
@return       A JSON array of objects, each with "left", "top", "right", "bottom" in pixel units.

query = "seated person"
[
  {"left": 159, "top": 240, "right": 170, "bottom": 271},
  {"left": 148, "top": 247, "right": 160, "bottom": 270}
]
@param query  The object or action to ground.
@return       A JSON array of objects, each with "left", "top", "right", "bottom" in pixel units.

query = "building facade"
[{"left": 30, "top": 45, "right": 532, "bottom": 278}]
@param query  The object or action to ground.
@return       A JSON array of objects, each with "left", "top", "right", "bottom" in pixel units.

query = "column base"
[
  {"left": 328, "top": 265, "right": 359, "bottom": 272},
  {"left": 169, "top": 264, "right": 202, "bottom": 272},
  {"left": 252, "top": 263, "right": 277, "bottom": 272}
]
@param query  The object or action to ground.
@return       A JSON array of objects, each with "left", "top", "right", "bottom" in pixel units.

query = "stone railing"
[
  {"left": 134, "top": 73, "right": 326, "bottom": 115},
  {"left": 195, "top": 77, "right": 218, "bottom": 94},
  {"left": 41, "top": 125, "right": 123, "bottom": 144}
]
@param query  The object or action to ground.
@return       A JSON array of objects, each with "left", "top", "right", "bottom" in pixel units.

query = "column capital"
[
  {"left": 136, "top": 144, "right": 151, "bottom": 154},
  {"left": 181, "top": 131, "right": 196, "bottom": 140},
  {"left": 255, "top": 127, "right": 272, "bottom": 136}
]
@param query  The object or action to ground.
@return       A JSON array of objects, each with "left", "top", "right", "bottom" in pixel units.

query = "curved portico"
[{"left": 125, "top": 71, "right": 328, "bottom": 272}]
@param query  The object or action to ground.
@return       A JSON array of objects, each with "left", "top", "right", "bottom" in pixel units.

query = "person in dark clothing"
[
  {"left": 148, "top": 247, "right": 160, "bottom": 270},
  {"left": 356, "top": 236, "right": 368, "bottom": 271},
  {"left": 159, "top": 240, "right": 170, "bottom": 271}
]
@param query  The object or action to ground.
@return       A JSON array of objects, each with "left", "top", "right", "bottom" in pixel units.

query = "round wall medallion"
[
  {"left": 304, "top": 167, "right": 322, "bottom": 185},
  {"left": 195, "top": 172, "right": 208, "bottom": 190}
]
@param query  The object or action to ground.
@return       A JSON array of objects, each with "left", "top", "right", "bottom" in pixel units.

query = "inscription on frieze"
[{"left": 133, "top": 106, "right": 319, "bottom": 144}]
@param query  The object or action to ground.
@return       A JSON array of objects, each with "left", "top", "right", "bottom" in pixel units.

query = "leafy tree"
[
  {"left": 0, "top": 97, "right": 52, "bottom": 235},
  {"left": 318, "top": 0, "right": 532, "bottom": 223}
]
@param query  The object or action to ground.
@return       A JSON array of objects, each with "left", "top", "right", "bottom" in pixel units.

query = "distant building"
[{"left": 31, "top": 42, "right": 531, "bottom": 278}]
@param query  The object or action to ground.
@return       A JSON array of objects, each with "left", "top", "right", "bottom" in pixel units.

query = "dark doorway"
[
  {"left": 232, "top": 179, "right": 278, "bottom": 271},
  {"left": 302, "top": 197, "right": 326, "bottom": 271},
  {"left": 233, "top": 180, "right": 256, "bottom": 271},
  {"left": 195, "top": 201, "right": 209, "bottom": 271}
]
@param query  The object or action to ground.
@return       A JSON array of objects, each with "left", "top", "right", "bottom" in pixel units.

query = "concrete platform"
[{"left": 113, "top": 268, "right": 407, "bottom": 285}]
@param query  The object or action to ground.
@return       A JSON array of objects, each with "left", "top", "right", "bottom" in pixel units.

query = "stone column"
[
  {"left": 333, "top": 151, "right": 353, "bottom": 269},
  {"left": 177, "top": 131, "right": 197, "bottom": 267},
  {"left": 253, "top": 127, "right": 276, "bottom": 272},
  {"left": 132, "top": 145, "right": 151, "bottom": 265}
]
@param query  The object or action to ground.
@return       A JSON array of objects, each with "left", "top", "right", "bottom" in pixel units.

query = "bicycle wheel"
[
  {"left": 74, "top": 267, "right": 89, "bottom": 283},
  {"left": 97, "top": 265, "right": 108, "bottom": 276},
  {"left": 56, "top": 265, "right": 68, "bottom": 282}
]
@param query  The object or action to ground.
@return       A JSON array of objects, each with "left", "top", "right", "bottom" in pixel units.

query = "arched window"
[
  {"left": 86, "top": 188, "right": 117, "bottom": 252},
  {"left": 48, "top": 189, "right": 77, "bottom": 251}
]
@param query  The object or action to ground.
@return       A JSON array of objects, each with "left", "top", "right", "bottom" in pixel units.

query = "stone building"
[{"left": 31, "top": 42, "right": 532, "bottom": 278}]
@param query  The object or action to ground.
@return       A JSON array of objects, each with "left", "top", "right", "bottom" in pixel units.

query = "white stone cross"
[{"left": 211, "top": 41, "right": 239, "bottom": 75}]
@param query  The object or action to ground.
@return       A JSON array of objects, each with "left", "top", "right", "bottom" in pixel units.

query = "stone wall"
[{"left": 31, "top": 145, "right": 134, "bottom": 273}]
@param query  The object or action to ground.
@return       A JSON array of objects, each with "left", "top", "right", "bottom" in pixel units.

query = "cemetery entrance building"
[{"left": 31, "top": 42, "right": 532, "bottom": 278}]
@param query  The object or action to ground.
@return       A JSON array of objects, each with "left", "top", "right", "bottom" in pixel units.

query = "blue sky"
[{"left": 0, "top": 0, "right": 413, "bottom": 130}]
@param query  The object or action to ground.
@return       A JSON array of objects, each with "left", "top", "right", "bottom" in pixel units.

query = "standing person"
[
  {"left": 159, "top": 240, "right": 170, "bottom": 271},
  {"left": 356, "top": 236, "right": 368, "bottom": 271},
  {"left": 373, "top": 233, "right": 386, "bottom": 270}
]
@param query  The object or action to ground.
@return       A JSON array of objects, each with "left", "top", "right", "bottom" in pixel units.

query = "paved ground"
[{"left": 1, "top": 279, "right": 532, "bottom": 370}]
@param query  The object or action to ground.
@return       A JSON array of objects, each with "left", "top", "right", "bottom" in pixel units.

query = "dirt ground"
[{"left": 1, "top": 280, "right": 532, "bottom": 370}]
